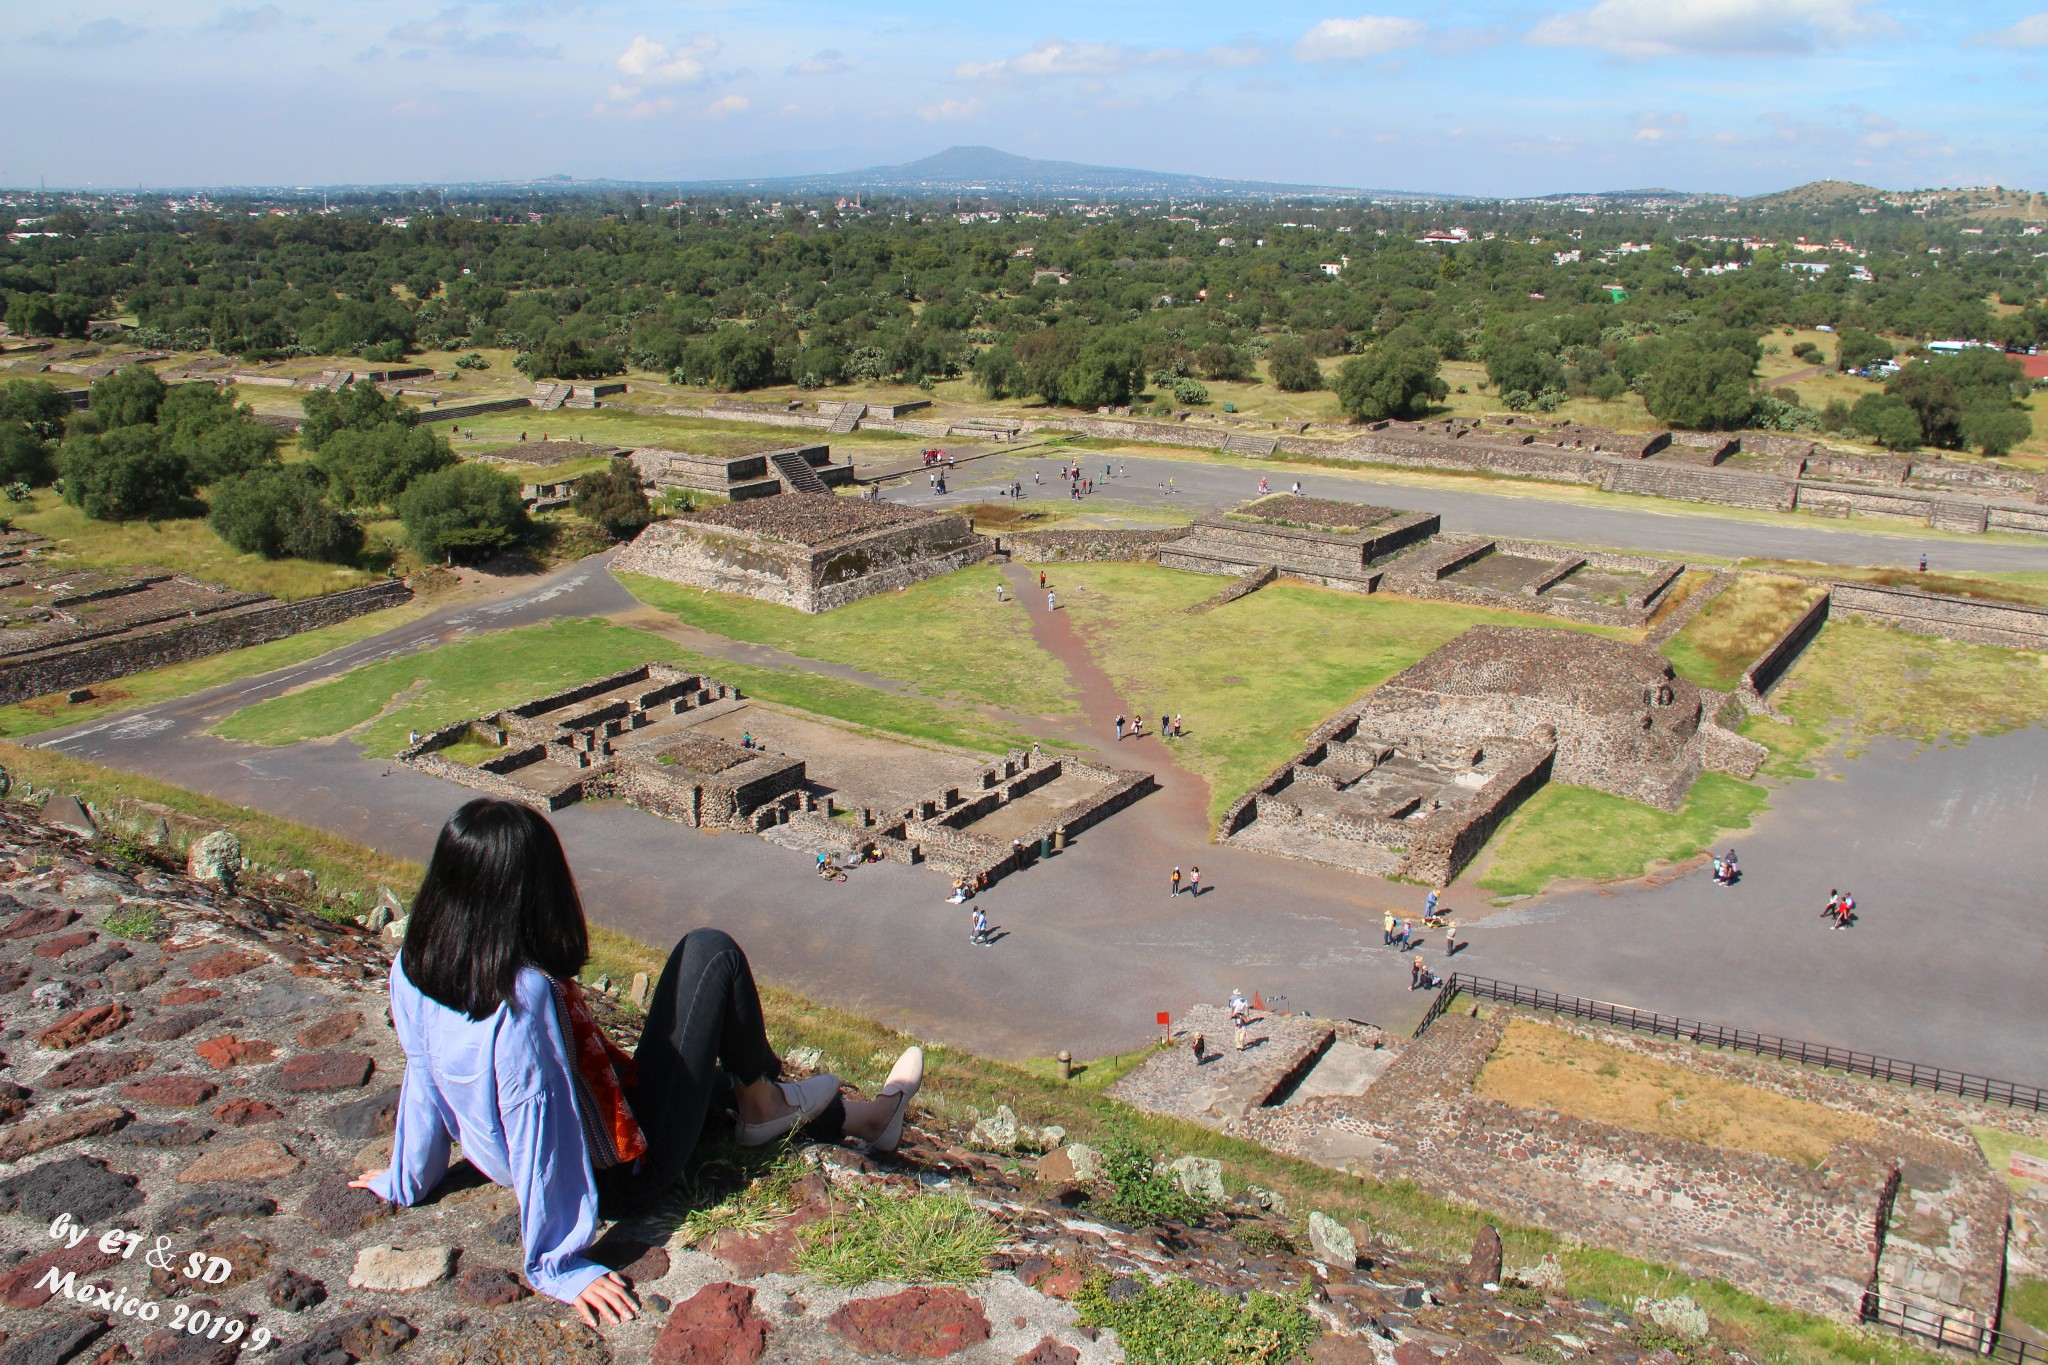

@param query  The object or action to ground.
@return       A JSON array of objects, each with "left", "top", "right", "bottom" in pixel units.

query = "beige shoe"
[
  {"left": 733, "top": 1073, "right": 841, "bottom": 1148},
  {"left": 870, "top": 1046, "right": 924, "bottom": 1153}
]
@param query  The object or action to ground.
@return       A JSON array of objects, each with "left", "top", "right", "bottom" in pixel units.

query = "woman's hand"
[
  {"left": 347, "top": 1169, "right": 387, "bottom": 1192},
  {"left": 572, "top": 1272, "right": 639, "bottom": 1327}
]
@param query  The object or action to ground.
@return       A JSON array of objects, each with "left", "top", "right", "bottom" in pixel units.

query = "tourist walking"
[
  {"left": 1047, "top": 590, "right": 1056, "bottom": 611},
  {"left": 995, "top": 583, "right": 1004, "bottom": 603},
  {"left": 1823, "top": 888, "right": 1840, "bottom": 921},
  {"left": 1383, "top": 911, "right": 1396, "bottom": 946},
  {"left": 1170, "top": 866, "right": 1182, "bottom": 897},
  {"left": 1188, "top": 866, "right": 1201, "bottom": 898},
  {"left": 1920, "top": 553, "right": 1928, "bottom": 573},
  {"left": 1159, "top": 712, "right": 1170, "bottom": 738},
  {"left": 1834, "top": 891, "right": 1856, "bottom": 930},
  {"left": 1424, "top": 888, "right": 1438, "bottom": 921},
  {"left": 1444, "top": 919, "right": 1457, "bottom": 957},
  {"left": 970, "top": 905, "right": 990, "bottom": 946},
  {"left": 1114, "top": 714, "right": 1125, "bottom": 741},
  {"left": 1172, "top": 714, "right": 1183, "bottom": 737},
  {"left": 1291, "top": 481, "right": 1302, "bottom": 495},
  {"left": 1039, "top": 570, "right": 1046, "bottom": 590}
]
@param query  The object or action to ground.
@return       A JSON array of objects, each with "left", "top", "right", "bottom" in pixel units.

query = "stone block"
[{"left": 652, "top": 1281, "right": 771, "bottom": 1365}]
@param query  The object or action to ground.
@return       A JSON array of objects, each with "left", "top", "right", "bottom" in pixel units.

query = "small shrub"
[
  {"left": 454, "top": 352, "right": 490, "bottom": 371},
  {"left": 1235, "top": 1220, "right": 1294, "bottom": 1255},
  {"left": 1090, "top": 1137, "right": 1212, "bottom": 1228},
  {"left": 1073, "top": 1275, "right": 1318, "bottom": 1365}
]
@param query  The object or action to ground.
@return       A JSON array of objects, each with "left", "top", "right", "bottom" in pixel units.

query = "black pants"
[{"left": 606, "top": 929, "right": 842, "bottom": 1208}]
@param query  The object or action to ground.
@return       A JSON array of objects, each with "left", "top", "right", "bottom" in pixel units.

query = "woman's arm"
[
  {"left": 501, "top": 971, "right": 612, "bottom": 1309},
  {"left": 359, "top": 1062, "right": 450, "bottom": 1206}
]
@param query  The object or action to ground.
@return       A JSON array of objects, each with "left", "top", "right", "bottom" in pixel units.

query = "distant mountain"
[
  {"left": 1746, "top": 179, "right": 1885, "bottom": 209},
  {"left": 675, "top": 145, "right": 1443, "bottom": 201}
]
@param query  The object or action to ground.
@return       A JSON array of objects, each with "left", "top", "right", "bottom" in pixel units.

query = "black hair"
[{"left": 401, "top": 797, "right": 589, "bottom": 1019}]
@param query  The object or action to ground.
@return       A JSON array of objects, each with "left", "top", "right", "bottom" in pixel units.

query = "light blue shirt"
[{"left": 367, "top": 959, "right": 609, "bottom": 1305}]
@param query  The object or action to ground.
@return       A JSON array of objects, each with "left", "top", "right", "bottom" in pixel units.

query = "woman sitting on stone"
[{"left": 351, "top": 798, "right": 923, "bottom": 1327}]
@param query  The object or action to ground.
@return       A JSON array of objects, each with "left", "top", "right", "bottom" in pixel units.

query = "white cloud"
[
  {"left": 706, "top": 94, "right": 750, "bottom": 118},
  {"left": 1972, "top": 12, "right": 2048, "bottom": 46},
  {"left": 955, "top": 36, "right": 1271, "bottom": 80},
  {"left": 1293, "top": 16, "right": 1430, "bottom": 61},
  {"left": 29, "top": 18, "right": 147, "bottom": 47},
  {"left": 918, "top": 98, "right": 985, "bottom": 122},
  {"left": 789, "top": 49, "right": 848, "bottom": 75},
  {"left": 1633, "top": 110, "right": 1689, "bottom": 141},
  {"left": 1528, "top": 0, "right": 1897, "bottom": 59},
  {"left": 615, "top": 33, "right": 720, "bottom": 86}
]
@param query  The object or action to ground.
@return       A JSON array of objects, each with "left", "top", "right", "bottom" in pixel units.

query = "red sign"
[{"left": 1155, "top": 1011, "right": 1170, "bottom": 1028}]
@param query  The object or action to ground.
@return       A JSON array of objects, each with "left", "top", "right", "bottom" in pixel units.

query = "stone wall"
[
  {"left": 808, "top": 517, "right": 992, "bottom": 611},
  {"left": 1401, "top": 743, "right": 1556, "bottom": 886},
  {"left": 0, "top": 580, "right": 413, "bottom": 706},
  {"left": 1002, "top": 528, "right": 1182, "bottom": 563},
  {"left": 1740, "top": 592, "right": 1832, "bottom": 709},
  {"left": 417, "top": 397, "right": 532, "bottom": 424},
  {"left": 1830, "top": 581, "right": 2048, "bottom": 651}
]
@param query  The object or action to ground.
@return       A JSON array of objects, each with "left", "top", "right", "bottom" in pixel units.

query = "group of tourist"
[
  {"left": 1709, "top": 849, "right": 1740, "bottom": 886},
  {"left": 1168, "top": 864, "right": 1202, "bottom": 897},
  {"left": 1383, "top": 910, "right": 1455, "bottom": 957},
  {"left": 1112, "top": 713, "right": 1184, "bottom": 741},
  {"left": 1823, "top": 888, "right": 1859, "bottom": 929},
  {"left": 927, "top": 469, "right": 949, "bottom": 495},
  {"left": 921, "top": 449, "right": 952, "bottom": 468}
]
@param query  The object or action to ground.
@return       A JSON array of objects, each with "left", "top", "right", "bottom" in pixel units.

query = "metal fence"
[
  {"left": 1413, "top": 973, "right": 2045, "bottom": 1113},
  {"left": 1861, "top": 1292, "right": 2044, "bottom": 1363}
]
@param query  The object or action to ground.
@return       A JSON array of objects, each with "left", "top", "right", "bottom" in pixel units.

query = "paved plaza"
[{"left": 33, "top": 547, "right": 2048, "bottom": 1081}]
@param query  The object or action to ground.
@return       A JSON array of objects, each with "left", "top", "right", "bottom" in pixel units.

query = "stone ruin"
[
  {"left": 627, "top": 442, "right": 854, "bottom": 502},
  {"left": 1160, "top": 496, "right": 1690, "bottom": 628},
  {"left": 1222, "top": 627, "right": 1765, "bottom": 885},
  {"left": 1158, "top": 496, "right": 1439, "bottom": 592},
  {"left": 1116, "top": 1002, "right": 2014, "bottom": 1327},
  {"left": 611, "top": 492, "right": 991, "bottom": 613},
  {"left": 402, "top": 663, "right": 1151, "bottom": 885}
]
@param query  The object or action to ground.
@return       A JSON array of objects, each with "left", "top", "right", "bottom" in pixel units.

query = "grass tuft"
[
  {"left": 798, "top": 1190, "right": 1001, "bottom": 1286},
  {"left": 1073, "top": 1275, "right": 1320, "bottom": 1365}
]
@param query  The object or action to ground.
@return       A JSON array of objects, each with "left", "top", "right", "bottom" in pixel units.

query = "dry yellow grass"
[
  {"left": 1662, "top": 572, "right": 1829, "bottom": 690},
  {"left": 1474, "top": 1018, "right": 1876, "bottom": 1166}
]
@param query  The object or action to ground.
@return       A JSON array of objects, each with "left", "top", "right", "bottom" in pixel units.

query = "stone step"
[
  {"left": 1224, "top": 433, "right": 1279, "bottom": 456},
  {"left": 768, "top": 449, "right": 830, "bottom": 495}
]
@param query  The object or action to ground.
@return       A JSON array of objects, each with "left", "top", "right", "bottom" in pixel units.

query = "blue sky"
[{"left": 8, "top": 0, "right": 2048, "bottom": 195}]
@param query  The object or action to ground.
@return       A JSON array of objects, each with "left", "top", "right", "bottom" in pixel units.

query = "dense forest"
[{"left": 3, "top": 191, "right": 2044, "bottom": 451}]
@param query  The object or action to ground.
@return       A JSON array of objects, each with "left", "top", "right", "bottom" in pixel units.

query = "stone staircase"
[
  {"left": 769, "top": 449, "right": 830, "bottom": 495},
  {"left": 1867, "top": 1150, "right": 2011, "bottom": 1349},
  {"left": 1223, "top": 432, "right": 1279, "bottom": 457},
  {"left": 532, "top": 382, "right": 573, "bottom": 411},
  {"left": 826, "top": 403, "right": 865, "bottom": 434}
]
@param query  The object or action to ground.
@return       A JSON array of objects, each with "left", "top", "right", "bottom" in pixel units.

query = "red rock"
[
  {"left": 33, "top": 929, "right": 98, "bottom": 958},
  {"left": 37, "top": 1002, "right": 130, "bottom": 1049},
  {"left": 0, "top": 1104, "right": 129, "bottom": 1163},
  {"left": 1442, "top": 1348, "right": 1503, "bottom": 1365},
  {"left": 188, "top": 950, "right": 265, "bottom": 980},
  {"left": 0, "top": 1241, "right": 123, "bottom": 1309},
  {"left": 1014, "top": 1338, "right": 1080, "bottom": 1365},
  {"left": 160, "top": 987, "right": 221, "bottom": 1006},
  {"left": 178, "top": 1138, "right": 303, "bottom": 1183},
  {"left": 827, "top": 1287, "right": 991, "bottom": 1360},
  {"left": 704, "top": 1207, "right": 821, "bottom": 1278},
  {"left": 121, "top": 1075, "right": 220, "bottom": 1108},
  {"left": 1036, "top": 1265, "right": 1086, "bottom": 1301},
  {"left": 1391, "top": 1345, "right": 1435, "bottom": 1365},
  {"left": 2, "top": 906, "right": 78, "bottom": 939},
  {"left": 277, "top": 1051, "right": 373, "bottom": 1092},
  {"left": 212, "top": 1098, "right": 285, "bottom": 1127},
  {"left": 1309, "top": 1336, "right": 1383, "bottom": 1365},
  {"left": 452, "top": 1266, "right": 532, "bottom": 1309},
  {"left": 44, "top": 1049, "right": 152, "bottom": 1089},
  {"left": 294, "top": 1011, "right": 364, "bottom": 1049},
  {"left": 652, "top": 1282, "right": 771, "bottom": 1365},
  {"left": 195, "top": 1036, "right": 276, "bottom": 1069}
]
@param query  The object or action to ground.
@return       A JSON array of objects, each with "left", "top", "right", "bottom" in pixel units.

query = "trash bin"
[{"left": 1040, "top": 833, "right": 1054, "bottom": 859}]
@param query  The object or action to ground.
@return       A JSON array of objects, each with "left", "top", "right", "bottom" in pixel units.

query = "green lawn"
[
  {"left": 10, "top": 490, "right": 384, "bottom": 600},
  {"left": 0, "top": 602, "right": 429, "bottom": 740},
  {"left": 1473, "top": 775, "right": 1771, "bottom": 898},
  {"left": 1050, "top": 565, "right": 1631, "bottom": 822},
  {"left": 616, "top": 565, "right": 1076, "bottom": 715},
  {"left": 210, "top": 617, "right": 1038, "bottom": 757}
]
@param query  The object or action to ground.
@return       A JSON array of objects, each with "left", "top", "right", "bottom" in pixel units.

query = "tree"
[
  {"left": 315, "top": 423, "right": 456, "bottom": 509},
  {"left": 1333, "top": 340, "right": 1447, "bottom": 422},
  {"left": 1486, "top": 343, "right": 1562, "bottom": 398},
  {"left": 398, "top": 464, "right": 528, "bottom": 563},
  {"left": 675, "top": 328, "right": 780, "bottom": 391},
  {"left": 0, "top": 380, "right": 74, "bottom": 442},
  {"left": 1265, "top": 337, "right": 1323, "bottom": 392},
  {"left": 208, "top": 466, "right": 364, "bottom": 563},
  {"left": 58, "top": 427, "right": 194, "bottom": 520},
  {"left": 157, "top": 383, "right": 280, "bottom": 484},
  {"left": 1834, "top": 329, "right": 1893, "bottom": 373},
  {"left": 1059, "top": 335, "right": 1146, "bottom": 409},
  {"left": 1851, "top": 393, "right": 1922, "bottom": 450},
  {"left": 1960, "top": 401, "right": 2032, "bottom": 457},
  {"left": 299, "top": 382, "right": 415, "bottom": 453},
  {"left": 5, "top": 293, "right": 91, "bottom": 339},
  {"left": 571, "top": 457, "right": 652, "bottom": 540},
  {"left": 1193, "top": 342, "right": 1248, "bottom": 381},
  {"left": 517, "top": 336, "right": 625, "bottom": 381},
  {"left": 88, "top": 366, "right": 168, "bottom": 430},
  {"left": 1639, "top": 341, "right": 1756, "bottom": 430},
  {"left": 0, "top": 426, "right": 53, "bottom": 487}
]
